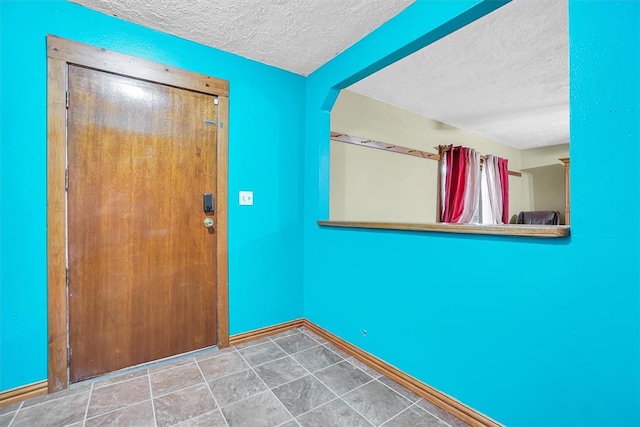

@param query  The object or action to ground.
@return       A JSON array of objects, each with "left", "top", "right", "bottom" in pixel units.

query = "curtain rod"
[
  {"left": 436, "top": 145, "right": 513, "bottom": 167},
  {"left": 330, "top": 132, "right": 522, "bottom": 177}
]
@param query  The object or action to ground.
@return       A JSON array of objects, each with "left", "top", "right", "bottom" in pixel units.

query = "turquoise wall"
[
  {"left": 303, "top": 1, "right": 639, "bottom": 427},
  {"left": 2, "top": 0, "right": 639, "bottom": 425},
  {"left": 0, "top": 0, "right": 305, "bottom": 391}
]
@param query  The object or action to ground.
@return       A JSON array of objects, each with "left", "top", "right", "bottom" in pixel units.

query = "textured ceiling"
[
  {"left": 70, "top": 0, "right": 413, "bottom": 76},
  {"left": 349, "top": 0, "right": 569, "bottom": 150},
  {"left": 71, "top": 0, "right": 567, "bottom": 150}
]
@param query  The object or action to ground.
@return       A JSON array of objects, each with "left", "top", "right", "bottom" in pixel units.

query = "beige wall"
[
  {"left": 519, "top": 145, "right": 569, "bottom": 223},
  {"left": 330, "top": 90, "right": 527, "bottom": 222},
  {"left": 521, "top": 144, "right": 569, "bottom": 169},
  {"left": 522, "top": 164, "right": 567, "bottom": 224},
  {"left": 331, "top": 142, "right": 438, "bottom": 222}
]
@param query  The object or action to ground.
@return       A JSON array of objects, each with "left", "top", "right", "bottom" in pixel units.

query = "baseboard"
[
  {"left": 302, "top": 320, "right": 501, "bottom": 427},
  {"left": 228, "top": 318, "right": 304, "bottom": 346},
  {"left": 0, "top": 381, "right": 48, "bottom": 407},
  {"left": 229, "top": 318, "right": 500, "bottom": 427}
]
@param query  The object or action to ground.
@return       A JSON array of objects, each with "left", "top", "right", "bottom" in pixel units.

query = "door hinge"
[
  {"left": 66, "top": 91, "right": 70, "bottom": 109},
  {"left": 65, "top": 267, "right": 70, "bottom": 288},
  {"left": 65, "top": 169, "right": 69, "bottom": 191},
  {"left": 67, "top": 347, "right": 72, "bottom": 367},
  {"left": 214, "top": 98, "right": 219, "bottom": 105}
]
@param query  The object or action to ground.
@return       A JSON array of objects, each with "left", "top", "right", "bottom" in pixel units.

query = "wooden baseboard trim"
[
  {"left": 302, "top": 320, "right": 502, "bottom": 427},
  {"left": 0, "top": 381, "right": 48, "bottom": 407},
  {"left": 229, "top": 318, "right": 304, "bottom": 346}
]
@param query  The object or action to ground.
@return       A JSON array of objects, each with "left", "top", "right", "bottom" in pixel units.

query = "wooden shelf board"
[{"left": 318, "top": 220, "right": 570, "bottom": 238}]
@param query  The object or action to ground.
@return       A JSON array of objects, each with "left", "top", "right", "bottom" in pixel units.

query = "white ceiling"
[
  {"left": 70, "top": 0, "right": 414, "bottom": 76},
  {"left": 349, "top": 0, "right": 569, "bottom": 149},
  {"left": 71, "top": 0, "right": 568, "bottom": 150}
]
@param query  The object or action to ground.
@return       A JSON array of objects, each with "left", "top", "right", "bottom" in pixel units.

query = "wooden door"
[{"left": 67, "top": 65, "right": 218, "bottom": 382}]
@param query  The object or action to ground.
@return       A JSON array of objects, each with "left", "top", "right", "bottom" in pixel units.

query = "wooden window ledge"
[{"left": 318, "top": 221, "right": 570, "bottom": 238}]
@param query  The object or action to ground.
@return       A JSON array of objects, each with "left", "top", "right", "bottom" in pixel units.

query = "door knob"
[{"left": 203, "top": 217, "right": 214, "bottom": 228}]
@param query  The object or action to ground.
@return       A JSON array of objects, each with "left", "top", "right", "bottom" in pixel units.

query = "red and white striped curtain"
[
  {"left": 439, "top": 146, "right": 509, "bottom": 224},
  {"left": 439, "top": 145, "right": 481, "bottom": 223}
]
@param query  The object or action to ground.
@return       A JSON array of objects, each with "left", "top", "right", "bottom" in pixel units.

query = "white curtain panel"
[
  {"left": 458, "top": 149, "right": 481, "bottom": 224},
  {"left": 439, "top": 150, "right": 447, "bottom": 218},
  {"left": 481, "top": 155, "right": 504, "bottom": 224}
]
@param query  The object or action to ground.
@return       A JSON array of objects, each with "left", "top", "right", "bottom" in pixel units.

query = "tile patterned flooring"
[{"left": 0, "top": 327, "right": 470, "bottom": 427}]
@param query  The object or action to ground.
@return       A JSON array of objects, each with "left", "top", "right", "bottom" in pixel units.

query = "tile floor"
[{"left": 0, "top": 327, "right": 470, "bottom": 427}]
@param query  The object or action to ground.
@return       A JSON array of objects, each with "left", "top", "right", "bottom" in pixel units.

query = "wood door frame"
[{"left": 46, "top": 35, "right": 229, "bottom": 393}]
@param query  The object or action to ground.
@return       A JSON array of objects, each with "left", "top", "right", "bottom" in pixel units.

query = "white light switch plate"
[{"left": 239, "top": 191, "right": 253, "bottom": 206}]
